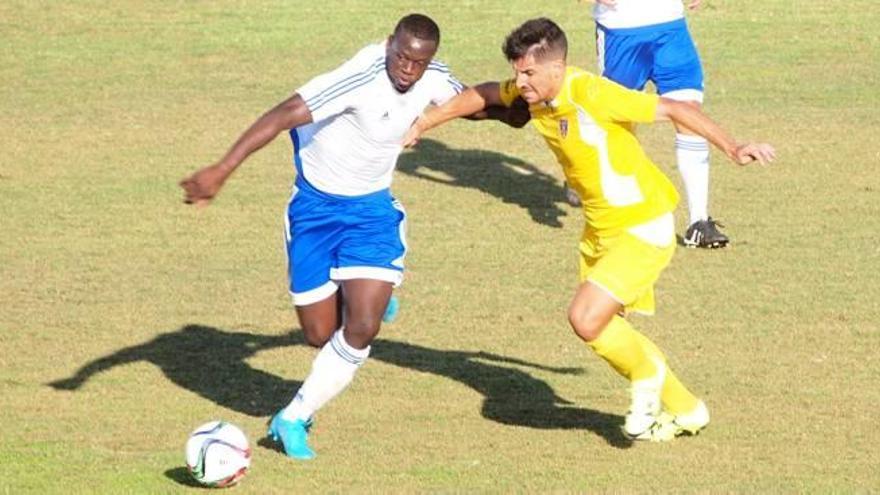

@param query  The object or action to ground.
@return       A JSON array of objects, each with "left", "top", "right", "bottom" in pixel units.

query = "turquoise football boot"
[
  {"left": 267, "top": 411, "right": 315, "bottom": 460},
  {"left": 382, "top": 294, "right": 400, "bottom": 323}
]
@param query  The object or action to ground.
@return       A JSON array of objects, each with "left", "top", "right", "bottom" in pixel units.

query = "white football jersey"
[
  {"left": 293, "top": 42, "right": 463, "bottom": 196},
  {"left": 593, "top": 0, "right": 685, "bottom": 29}
]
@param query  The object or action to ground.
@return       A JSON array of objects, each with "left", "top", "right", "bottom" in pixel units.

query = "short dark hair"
[
  {"left": 393, "top": 13, "right": 440, "bottom": 44},
  {"left": 502, "top": 18, "right": 567, "bottom": 62}
]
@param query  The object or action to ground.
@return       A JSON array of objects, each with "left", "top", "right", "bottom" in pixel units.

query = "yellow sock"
[
  {"left": 632, "top": 331, "right": 699, "bottom": 415},
  {"left": 587, "top": 315, "right": 657, "bottom": 382}
]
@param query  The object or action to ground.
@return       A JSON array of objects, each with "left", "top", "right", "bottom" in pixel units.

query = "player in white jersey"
[
  {"left": 572, "top": 0, "right": 729, "bottom": 248},
  {"left": 180, "top": 14, "right": 527, "bottom": 460},
  {"left": 592, "top": 0, "right": 686, "bottom": 28}
]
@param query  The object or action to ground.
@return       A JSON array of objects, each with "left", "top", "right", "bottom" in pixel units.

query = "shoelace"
[{"left": 706, "top": 217, "right": 725, "bottom": 229}]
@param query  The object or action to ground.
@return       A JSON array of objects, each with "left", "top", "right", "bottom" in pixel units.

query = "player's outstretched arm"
[
  {"left": 655, "top": 98, "right": 776, "bottom": 166},
  {"left": 180, "top": 94, "right": 313, "bottom": 206},
  {"left": 482, "top": 97, "right": 531, "bottom": 128},
  {"left": 466, "top": 98, "right": 530, "bottom": 128},
  {"left": 403, "top": 82, "right": 504, "bottom": 147}
]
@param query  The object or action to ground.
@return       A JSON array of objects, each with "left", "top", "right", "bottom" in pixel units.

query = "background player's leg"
[
  {"left": 672, "top": 108, "right": 710, "bottom": 227},
  {"left": 654, "top": 23, "right": 728, "bottom": 248},
  {"left": 672, "top": 114, "right": 728, "bottom": 249}
]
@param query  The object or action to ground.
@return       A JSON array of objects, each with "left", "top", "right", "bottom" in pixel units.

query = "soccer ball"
[{"left": 185, "top": 421, "right": 251, "bottom": 487}]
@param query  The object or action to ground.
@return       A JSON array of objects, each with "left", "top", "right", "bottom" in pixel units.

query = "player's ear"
[{"left": 551, "top": 59, "right": 566, "bottom": 79}]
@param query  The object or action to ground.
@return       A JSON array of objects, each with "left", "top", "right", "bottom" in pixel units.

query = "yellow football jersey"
[{"left": 500, "top": 67, "right": 679, "bottom": 236}]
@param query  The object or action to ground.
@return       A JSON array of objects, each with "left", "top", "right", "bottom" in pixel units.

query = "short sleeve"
[
  {"left": 498, "top": 78, "right": 520, "bottom": 107},
  {"left": 577, "top": 75, "right": 658, "bottom": 124},
  {"left": 296, "top": 45, "right": 385, "bottom": 123},
  {"left": 426, "top": 61, "right": 465, "bottom": 106}
]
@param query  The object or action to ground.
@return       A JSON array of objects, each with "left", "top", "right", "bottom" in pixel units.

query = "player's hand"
[
  {"left": 402, "top": 120, "right": 424, "bottom": 148},
  {"left": 505, "top": 97, "right": 531, "bottom": 128},
  {"left": 179, "top": 163, "right": 230, "bottom": 206},
  {"left": 686, "top": 0, "right": 702, "bottom": 10},
  {"left": 734, "top": 143, "right": 776, "bottom": 166}
]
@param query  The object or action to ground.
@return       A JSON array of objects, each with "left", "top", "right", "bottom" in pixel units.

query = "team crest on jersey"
[{"left": 559, "top": 119, "right": 569, "bottom": 139}]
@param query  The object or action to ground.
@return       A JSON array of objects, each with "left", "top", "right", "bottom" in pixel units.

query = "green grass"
[{"left": 2, "top": 0, "right": 879, "bottom": 492}]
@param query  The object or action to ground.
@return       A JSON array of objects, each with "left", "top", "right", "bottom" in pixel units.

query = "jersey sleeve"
[
  {"left": 578, "top": 75, "right": 658, "bottom": 124},
  {"left": 296, "top": 45, "right": 384, "bottom": 123},
  {"left": 427, "top": 61, "right": 465, "bottom": 105},
  {"left": 498, "top": 78, "right": 520, "bottom": 107}
]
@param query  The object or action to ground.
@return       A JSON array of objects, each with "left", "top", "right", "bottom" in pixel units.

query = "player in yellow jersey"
[{"left": 402, "top": 18, "right": 775, "bottom": 441}]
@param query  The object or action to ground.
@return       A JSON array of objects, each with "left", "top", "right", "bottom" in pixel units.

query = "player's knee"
[
  {"left": 567, "top": 305, "right": 604, "bottom": 342},
  {"left": 300, "top": 323, "right": 334, "bottom": 348},
  {"left": 342, "top": 318, "right": 380, "bottom": 350}
]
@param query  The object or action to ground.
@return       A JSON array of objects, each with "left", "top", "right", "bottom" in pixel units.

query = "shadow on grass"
[
  {"left": 371, "top": 340, "right": 631, "bottom": 448},
  {"left": 163, "top": 467, "right": 203, "bottom": 488},
  {"left": 397, "top": 138, "right": 570, "bottom": 228},
  {"left": 47, "top": 325, "right": 301, "bottom": 417},
  {"left": 48, "top": 324, "right": 630, "bottom": 449}
]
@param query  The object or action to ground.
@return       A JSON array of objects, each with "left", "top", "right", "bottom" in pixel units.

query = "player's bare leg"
[
  {"left": 270, "top": 279, "right": 392, "bottom": 460},
  {"left": 296, "top": 292, "right": 343, "bottom": 347},
  {"left": 338, "top": 279, "right": 392, "bottom": 348}
]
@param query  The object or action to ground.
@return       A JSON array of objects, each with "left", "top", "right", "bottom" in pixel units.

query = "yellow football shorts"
[{"left": 578, "top": 231, "right": 675, "bottom": 315}]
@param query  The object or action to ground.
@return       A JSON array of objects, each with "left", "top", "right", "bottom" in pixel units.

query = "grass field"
[{"left": 2, "top": 0, "right": 879, "bottom": 492}]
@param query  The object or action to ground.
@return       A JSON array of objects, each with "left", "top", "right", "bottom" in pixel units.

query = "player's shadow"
[
  {"left": 48, "top": 324, "right": 630, "bottom": 448},
  {"left": 371, "top": 340, "right": 631, "bottom": 448},
  {"left": 47, "top": 324, "right": 301, "bottom": 417},
  {"left": 397, "top": 138, "right": 570, "bottom": 228}
]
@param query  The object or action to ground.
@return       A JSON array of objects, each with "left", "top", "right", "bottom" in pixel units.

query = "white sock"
[
  {"left": 675, "top": 133, "right": 710, "bottom": 225},
  {"left": 282, "top": 328, "right": 370, "bottom": 421}
]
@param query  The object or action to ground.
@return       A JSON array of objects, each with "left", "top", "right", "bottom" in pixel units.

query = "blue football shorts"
[
  {"left": 284, "top": 176, "right": 407, "bottom": 306},
  {"left": 596, "top": 18, "right": 704, "bottom": 100}
]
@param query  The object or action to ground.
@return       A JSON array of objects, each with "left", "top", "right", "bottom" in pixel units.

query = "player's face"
[
  {"left": 511, "top": 53, "right": 565, "bottom": 104},
  {"left": 386, "top": 32, "right": 437, "bottom": 93}
]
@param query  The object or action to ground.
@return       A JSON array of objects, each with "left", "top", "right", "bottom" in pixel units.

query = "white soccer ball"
[{"left": 185, "top": 420, "right": 251, "bottom": 487}]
